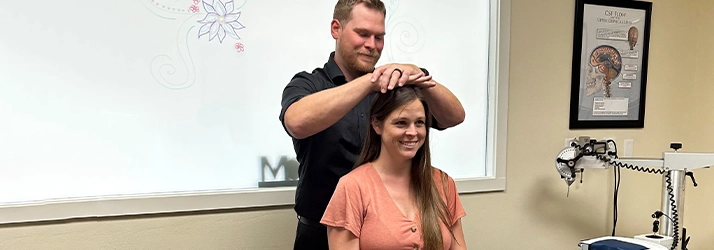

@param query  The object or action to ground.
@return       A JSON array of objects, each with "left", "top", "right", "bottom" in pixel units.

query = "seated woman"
[{"left": 320, "top": 86, "right": 467, "bottom": 250}]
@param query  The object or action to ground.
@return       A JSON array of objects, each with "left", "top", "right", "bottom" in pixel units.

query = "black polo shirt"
[{"left": 279, "top": 52, "right": 440, "bottom": 221}]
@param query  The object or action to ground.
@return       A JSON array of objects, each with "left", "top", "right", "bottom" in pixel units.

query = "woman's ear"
[{"left": 371, "top": 117, "right": 383, "bottom": 135}]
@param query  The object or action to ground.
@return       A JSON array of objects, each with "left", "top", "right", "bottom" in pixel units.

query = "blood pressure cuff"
[{"left": 589, "top": 239, "right": 648, "bottom": 250}]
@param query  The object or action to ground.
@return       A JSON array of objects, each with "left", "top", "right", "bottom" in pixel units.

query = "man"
[{"left": 279, "top": 1, "right": 465, "bottom": 249}]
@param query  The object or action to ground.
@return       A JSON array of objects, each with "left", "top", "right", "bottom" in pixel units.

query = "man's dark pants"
[{"left": 293, "top": 216, "right": 329, "bottom": 250}]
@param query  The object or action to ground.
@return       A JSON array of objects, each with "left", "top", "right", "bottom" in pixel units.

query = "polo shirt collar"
[{"left": 325, "top": 51, "right": 347, "bottom": 85}]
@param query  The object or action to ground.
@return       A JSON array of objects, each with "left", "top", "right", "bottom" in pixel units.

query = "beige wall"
[
  {"left": 684, "top": 0, "right": 714, "bottom": 248},
  {"left": 2, "top": 0, "right": 713, "bottom": 249}
]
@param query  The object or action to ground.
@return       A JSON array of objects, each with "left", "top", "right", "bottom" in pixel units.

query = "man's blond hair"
[{"left": 333, "top": 0, "right": 386, "bottom": 24}]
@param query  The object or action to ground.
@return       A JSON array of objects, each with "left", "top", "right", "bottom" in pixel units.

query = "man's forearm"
[
  {"left": 284, "top": 74, "right": 374, "bottom": 139},
  {"left": 422, "top": 81, "right": 465, "bottom": 128}
]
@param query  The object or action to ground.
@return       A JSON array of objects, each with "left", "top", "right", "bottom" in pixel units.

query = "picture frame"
[{"left": 569, "top": 0, "right": 652, "bottom": 129}]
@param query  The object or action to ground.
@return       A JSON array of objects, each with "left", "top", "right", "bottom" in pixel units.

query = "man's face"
[{"left": 335, "top": 4, "right": 385, "bottom": 74}]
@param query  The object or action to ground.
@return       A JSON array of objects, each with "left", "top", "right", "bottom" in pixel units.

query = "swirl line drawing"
[
  {"left": 382, "top": 0, "right": 425, "bottom": 62},
  {"left": 386, "top": 17, "right": 426, "bottom": 62},
  {"left": 386, "top": 0, "right": 399, "bottom": 25},
  {"left": 150, "top": 15, "right": 201, "bottom": 90},
  {"left": 144, "top": 0, "right": 247, "bottom": 90}
]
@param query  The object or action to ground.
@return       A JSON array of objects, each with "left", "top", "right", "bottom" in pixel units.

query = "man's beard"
[{"left": 338, "top": 42, "right": 381, "bottom": 75}]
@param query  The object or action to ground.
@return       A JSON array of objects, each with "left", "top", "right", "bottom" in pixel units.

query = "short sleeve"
[
  {"left": 430, "top": 115, "right": 446, "bottom": 131},
  {"left": 320, "top": 175, "right": 365, "bottom": 238},
  {"left": 279, "top": 73, "right": 318, "bottom": 137},
  {"left": 445, "top": 175, "right": 466, "bottom": 226}
]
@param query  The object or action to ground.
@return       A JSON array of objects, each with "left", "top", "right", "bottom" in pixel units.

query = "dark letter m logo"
[{"left": 260, "top": 156, "right": 299, "bottom": 182}]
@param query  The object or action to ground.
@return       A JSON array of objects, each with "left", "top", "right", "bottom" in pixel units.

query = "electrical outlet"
[{"left": 624, "top": 139, "right": 634, "bottom": 157}]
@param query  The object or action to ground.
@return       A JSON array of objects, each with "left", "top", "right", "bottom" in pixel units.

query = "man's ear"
[
  {"left": 330, "top": 19, "right": 341, "bottom": 39},
  {"left": 371, "top": 117, "right": 383, "bottom": 135}
]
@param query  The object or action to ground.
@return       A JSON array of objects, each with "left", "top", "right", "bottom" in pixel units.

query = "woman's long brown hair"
[{"left": 354, "top": 86, "right": 456, "bottom": 250}]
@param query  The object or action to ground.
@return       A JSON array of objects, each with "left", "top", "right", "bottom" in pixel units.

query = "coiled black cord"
[
  {"left": 604, "top": 155, "right": 679, "bottom": 249},
  {"left": 594, "top": 154, "right": 666, "bottom": 175},
  {"left": 665, "top": 172, "right": 679, "bottom": 250},
  {"left": 572, "top": 141, "right": 679, "bottom": 249}
]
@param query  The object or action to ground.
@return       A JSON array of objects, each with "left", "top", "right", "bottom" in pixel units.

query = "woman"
[{"left": 320, "top": 86, "right": 467, "bottom": 250}]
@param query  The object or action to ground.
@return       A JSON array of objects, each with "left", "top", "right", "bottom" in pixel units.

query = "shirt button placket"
[{"left": 411, "top": 224, "right": 418, "bottom": 250}]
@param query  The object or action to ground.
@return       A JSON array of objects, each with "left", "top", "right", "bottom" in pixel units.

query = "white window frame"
[{"left": 458, "top": 0, "right": 510, "bottom": 194}]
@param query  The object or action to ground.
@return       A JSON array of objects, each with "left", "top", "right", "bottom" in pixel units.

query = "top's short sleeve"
[
  {"left": 279, "top": 73, "right": 319, "bottom": 137},
  {"left": 320, "top": 174, "right": 365, "bottom": 238},
  {"left": 444, "top": 174, "right": 466, "bottom": 226}
]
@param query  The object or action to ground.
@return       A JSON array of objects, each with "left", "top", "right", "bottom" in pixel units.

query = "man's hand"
[{"left": 370, "top": 63, "right": 435, "bottom": 93}]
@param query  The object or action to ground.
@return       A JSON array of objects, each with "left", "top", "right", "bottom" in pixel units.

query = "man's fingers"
[
  {"left": 398, "top": 72, "right": 410, "bottom": 87},
  {"left": 406, "top": 75, "right": 432, "bottom": 86},
  {"left": 388, "top": 70, "right": 401, "bottom": 91},
  {"left": 372, "top": 64, "right": 431, "bottom": 92},
  {"left": 404, "top": 72, "right": 423, "bottom": 85},
  {"left": 371, "top": 67, "right": 387, "bottom": 82},
  {"left": 411, "top": 74, "right": 432, "bottom": 83},
  {"left": 379, "top": 71, "right": 392, "bottom": 93},
  {"left": 414, "top": 80, "right": 437, "bottom": 88}
]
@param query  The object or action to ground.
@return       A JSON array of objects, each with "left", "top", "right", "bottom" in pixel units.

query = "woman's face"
[{"left": 373, "top": 99, "right": 427, "bottom": 162}]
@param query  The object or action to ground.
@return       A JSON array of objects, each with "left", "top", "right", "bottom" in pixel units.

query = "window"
[{"left": 0, "top": 0, "right": 509, "bottom": 224}]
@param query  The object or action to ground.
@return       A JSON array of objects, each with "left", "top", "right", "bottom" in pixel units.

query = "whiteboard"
[{"left": 0, "top": 0, "right": 490, "bottom": 206}]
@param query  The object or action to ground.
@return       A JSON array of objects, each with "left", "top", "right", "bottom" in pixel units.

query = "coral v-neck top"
[{"left": 321, "top": 163, "right": 466, "bottom": 250}]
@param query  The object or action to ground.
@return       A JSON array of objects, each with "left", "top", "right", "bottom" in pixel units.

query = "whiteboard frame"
[{"left": 0, "top": 0, "right": 510, "bottom": 225}]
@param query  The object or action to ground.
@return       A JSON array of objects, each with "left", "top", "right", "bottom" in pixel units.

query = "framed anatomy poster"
[{"left": 569, "top": 0, "right": 652, "bottom": 129}]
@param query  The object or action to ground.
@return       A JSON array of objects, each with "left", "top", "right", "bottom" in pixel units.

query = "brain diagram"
[{"left": 587, "top": 45, "right": 622, "bottom": 98}]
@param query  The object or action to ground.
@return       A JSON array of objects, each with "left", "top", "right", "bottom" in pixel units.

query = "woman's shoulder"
[
  {"left": 431, "top": 166, "right": 458, "bottom": 192},
  {"left": 431, "top": 166, "right": 453, "bottom": 180},
  {"left": 338, "top": 162, "right": 377, "bottom": 185},
  {"left": 347, "top": 162, "right": 375, "bottom": 176},
  {"left": 352, "top": 162, "right": 375, "bottom": 174}
]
